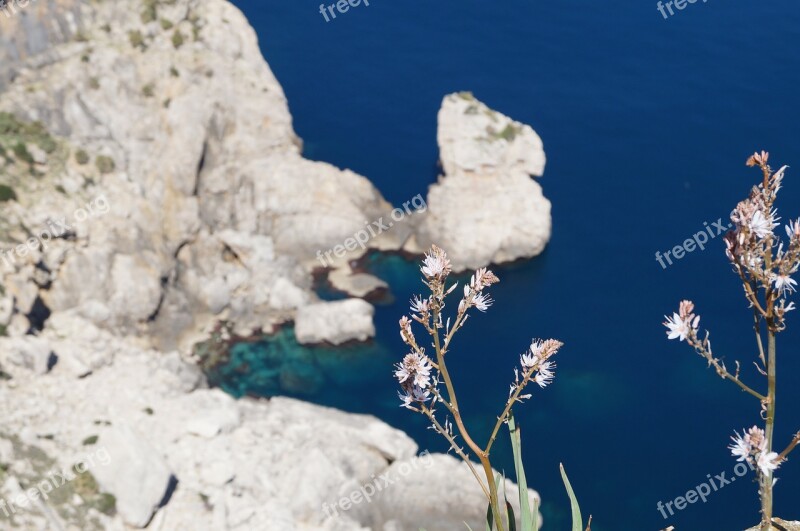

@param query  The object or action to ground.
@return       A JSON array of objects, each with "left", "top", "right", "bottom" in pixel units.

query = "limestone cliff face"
[
  {"left": 0, "top": 0, "right": 85, "bottom": 89},
  {"left": 0, "top": 3, "right": 554, "bottom": 348},
  {"left": 0, "top": 0, "right": 392, "bottom": 350}
]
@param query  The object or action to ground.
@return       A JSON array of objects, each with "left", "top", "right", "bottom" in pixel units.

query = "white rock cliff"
[
  {"left": 0, "top": 1, "right": 547, "bottom": 529},
  {"left": 412, "top": 92, "right": 552, "bottom": 272}
]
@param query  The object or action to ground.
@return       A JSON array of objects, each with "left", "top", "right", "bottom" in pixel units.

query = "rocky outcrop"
[
  {"left": 411, "top": 92, "right": 552, "bottom": 272},
  {"left": 90, "top": 424, "right": 174, "bottom": 527},
  {"left": 0, "top": 313, "right": 539, "bottom": 529},
  {"left": 0, "top": 2, "right": 548, "bottom": 529},
  {"left": 0, "top": 335, "right": 55, "bottom": 374},
  {"left": 745, "top": 522, "right": 800, "bottom": 531},
  {"left": 0, "top": 0, "right": 395, "bottom": 350},
  {"left": 369, "top": 453, "right": 541, "bottom": 531},
  {"left": 0, "top": 5, "right": 554, "bottom": 352},
  {"left": 295, "top": 299, "right": 375, "bottom": 346}
]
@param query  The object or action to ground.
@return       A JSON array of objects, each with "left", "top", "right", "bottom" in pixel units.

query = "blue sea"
[{"left": 222, "top": 1, "right": 800, "bottom": 529}]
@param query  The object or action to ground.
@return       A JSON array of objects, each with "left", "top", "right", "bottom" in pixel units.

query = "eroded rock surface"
[
  {"left": 0, "top": 0, "right": 393, "bottom": 350},
  {"left": 0, "top": 313, "right": 539, "bottom": 529},
  {"left": 412, "top": 92, "right": 552, "bottom": 272}
]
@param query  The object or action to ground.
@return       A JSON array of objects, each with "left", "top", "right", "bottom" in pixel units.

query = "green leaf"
[
  {"left": 508, "top": 413, "right": 535, "bottom": 531},
  {"left": 506, "top": 500, "right": 517, "bottom": 531},
  {"left": 486, "top": 502, "right": 493, "bottom": 531},
  {"left": 560, "top": 463, "right": 583, "bottom": 531}
]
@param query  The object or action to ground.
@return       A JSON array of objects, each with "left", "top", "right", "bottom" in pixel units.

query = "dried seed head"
[{"left": 746, "top": 150, "right": 769, "bottom": 167}]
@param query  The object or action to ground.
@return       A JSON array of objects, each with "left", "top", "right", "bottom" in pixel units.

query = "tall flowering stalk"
[
  {"left": 664, "top": 151, "right": 800, "bottom": 530},
  {"left": 395, "top": 245, "right": 581, "bottom": 531}
]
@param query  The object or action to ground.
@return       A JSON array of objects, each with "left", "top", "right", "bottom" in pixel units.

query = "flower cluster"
[
  {"left": 729, "top": 426, "right": 782, "bottom": 477},
  {"left": 515, "top": 339, "right": 562, "bottom": 396},
  {"left": 393, "top": 245, "right": 566, "bottom": 530},
  {"left": 395, "top": 245, "right": 563, "bottom": 424},
  {"left": 421, "top": 244, "right": 452, "bottom": 282},
  {"left": 663, "top": 299, "right": 700, "bottom": 342},
  {"left": 395, "top": 352, "right": 434, "bottom": 408},
  {"left": 396, "top": 246, "right": 505, "bottom": 411},
  {"left": 458, "top": 267, "right": 499, "bottom": 314},
  {"left": 724, "top": 153, "right": 799, "bottom": 331},
  {"left": 663, "top": 152, "right": 800, "bottom": 525}
]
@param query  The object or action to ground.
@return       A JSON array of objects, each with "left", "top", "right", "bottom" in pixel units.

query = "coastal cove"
[
  {"left": 0, "top": 0, "right": 799, "bottom": 529},
  {"left": 227, "top": 0, "right": 800, "bottom": 529}
]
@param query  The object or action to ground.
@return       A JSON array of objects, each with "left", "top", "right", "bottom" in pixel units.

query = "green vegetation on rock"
[
  {"left": 95, "top": 156, "right": 115, "bottom": 174},
  {"left": 75, "top": 149, "right": 89, "bottom": 165},
  {"left": 128, "top": 30, "right": 145, "bottom": 50},
  {"left": 0, "top": 184, "right": 17, "bottom": 202},
  {"left": 0, "top": 112, "right": 58, "bottom": 159},
  {"left": 171, "top": 30, "right": 185, "bottom": 49}
]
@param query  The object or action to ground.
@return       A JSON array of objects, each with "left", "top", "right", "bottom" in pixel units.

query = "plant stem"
[
  {"left": 761, "top": 331, "right": 776, "bottom": 530},
  {"left": 431, "top": 304, "right": 505, "bottom": 531},
  {"left": 697, "top": 348, "right": 766, "bottom": 401},
  {"left": 432, "top": 307, "right": 459, "bottom": 412},
  {"left": 486, "top": 365, "right": 538, "bottom": 455},
  {"left": 778, "top": 431, "right": 800, "bottom": 460},
  {"left": 421, "top": 404, "right": 490, "bottom": 499},
  {"left": 480, "top": 457, "right": 505, "bottom": 531},
  {"left": 754, "top": 312, "right": 767, "bottom": 366}
]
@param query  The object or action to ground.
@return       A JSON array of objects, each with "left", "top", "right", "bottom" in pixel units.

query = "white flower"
[
  {"left": 471, "top": 293, "right": 493, "bottom": 312},
  {"left": 729, "top": 431, "right": 750, "bottom": 462},
  {"left": 728, "top": 426, "right": 778, "bottom": 475},
  {"left": 786, "top": 219, "right": 800, "bottom": 240},
  {"left": 520, "top": 351, "right": 538, "bottom": 372},
  {"left": 664, "top": 312, "right": 695, "bottom": 341},
  {"left": 410, "top": 295, "right": 430, "bottom": 315},
  {"left": 749, "top": 209, "right": 779, "bottom": 239},
  {"left": 398, "top": 387, "right": 430, "bottom": 408},
  {"left": 534, "top": 361, "right": 555, "bottom": 388},
  {"left": 529, "top": 340, "right": 546, "bottom": 358},
  {"left": 394, "top": 353, "right": 433, "bottom": 389},
  {"left": 757, "top": 451, "right": 781, "bottom": 476},
  {"left": 746, "top": 426, "right": 769, "bottom": 454},
  {"left": 522, "top": 339, "right": 562, "bottom": 372},
  {"left": 399, "top": 316, "right": 414, "bottom": 344},
  {"left": 771, "top": 274, "right": 797, "bottom": 296},
  {"left": 460, "top": 286, "right": 494, "bottom": 312},
  {"left": 421, "top": 246, "right": 451, "bottom": 280}
]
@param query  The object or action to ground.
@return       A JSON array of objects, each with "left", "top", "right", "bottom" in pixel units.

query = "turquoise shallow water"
[{"left": 221, "top": 1, "right": 800, "bottom": 529}]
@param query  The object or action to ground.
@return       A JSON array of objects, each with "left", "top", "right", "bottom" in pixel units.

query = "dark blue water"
[{"left": 223, "top": 1, "right": 800, "bottom": 528}]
